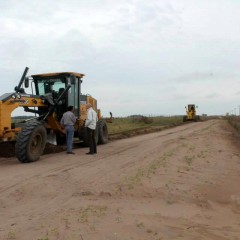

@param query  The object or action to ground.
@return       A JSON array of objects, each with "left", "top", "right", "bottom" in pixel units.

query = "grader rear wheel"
[
  {"left": 82, "top": 127, "right": 89, "bottom": 147},
  {"left": 80, "top": 127, "right": 99, "bottom": 147},
  {"left": 97, "top": 120, "right": 108, "bottom": 144},
  {"left": 15, "top": 121, "right": 47, "bottom": 163}
]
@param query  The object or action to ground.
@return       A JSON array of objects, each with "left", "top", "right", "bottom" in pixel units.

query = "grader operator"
[{"left": 0, "top": 67, "right": 110, "bottom": 163}]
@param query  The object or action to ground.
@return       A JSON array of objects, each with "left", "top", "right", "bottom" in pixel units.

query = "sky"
[{"left": 0, "top": 0, "right": 240, "bottom": 117}]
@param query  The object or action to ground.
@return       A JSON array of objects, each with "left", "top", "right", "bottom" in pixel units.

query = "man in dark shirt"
[{"left": 60, "top": 106, "right": 76, "bottom": 154}]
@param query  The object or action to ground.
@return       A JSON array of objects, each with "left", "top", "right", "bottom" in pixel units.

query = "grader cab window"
[
  {"left": 35, "top": 78, "right": 68, "bottom": 119},
  {"left": 188, "top": 105, "right": 195, "bottom": 112},
  {"left": 37, "top": 79, "right": 66, "bottom": 99},
  {"left": 68, "top": 82, "right": 79, "bottom": 115}
]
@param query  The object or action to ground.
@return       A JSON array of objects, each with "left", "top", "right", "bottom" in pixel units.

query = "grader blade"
[{"left": 47, "top": 131, "right": 57, "bottom": 145}]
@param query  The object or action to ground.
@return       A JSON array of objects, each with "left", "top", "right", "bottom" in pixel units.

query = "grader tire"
[
  {"left": 56, "top": 133, "right": 66, "bottom": 145},
  {"left": 82, "top": 127, "right": 99, "bottom": 146},
  {"left": 82, "top": 127, "right": 89, "bottom": 147},
  {"left": 97, "top": 120, "right": 108, "bottom": 144},
  {"left": 15, "top": 121, "right": 47, "bottom": 163}
]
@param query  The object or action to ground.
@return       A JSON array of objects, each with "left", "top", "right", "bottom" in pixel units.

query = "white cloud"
[{"left": 0, "top": 0, "right": 240, "bottom": 116}]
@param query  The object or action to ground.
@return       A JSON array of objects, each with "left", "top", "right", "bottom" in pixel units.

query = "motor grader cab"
[
  {"left": 0, "top": 67, "right": 111, "bottom": 163},
  {"left": 183, "top": 104, "right": 200, "bottom": 122}
]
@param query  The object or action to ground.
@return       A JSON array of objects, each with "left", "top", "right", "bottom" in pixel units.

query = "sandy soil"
[{"left": 0, "top": 119, "right": 240, "bottom": 240}]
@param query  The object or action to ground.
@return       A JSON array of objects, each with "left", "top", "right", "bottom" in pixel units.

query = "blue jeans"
[{"left": 65, "top": 125, "right": 74, "bottom": 152}]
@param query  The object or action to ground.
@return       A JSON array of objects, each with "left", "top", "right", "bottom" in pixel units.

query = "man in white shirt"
[{"left": 85, "top": 103, "right": 98, "bottom": 155}]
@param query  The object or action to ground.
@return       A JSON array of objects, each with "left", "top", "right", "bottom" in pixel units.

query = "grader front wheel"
[{"left": 15, "top": 121, "right": 47, "bottom": 163}]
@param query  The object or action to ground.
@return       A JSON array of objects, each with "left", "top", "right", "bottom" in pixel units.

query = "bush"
[
  {"left": 140, "top": 116, "right": 153, "bottom": 124},
  {"left": 131, "top": 116, "right": 153, "bottom": 124}
]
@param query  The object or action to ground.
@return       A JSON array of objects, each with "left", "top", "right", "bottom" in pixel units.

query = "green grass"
[
  {"left": 107, "top": 116, "right": 183, "bottom": 134},
  {"left": 12, "top": 115, "right": 184, "bottom": 136},
  {"left": 116, "top": 149, "right": 175, "bottom": 192},
  {"left": 77, "top": 205, "right": 108, "bottom": 223}
]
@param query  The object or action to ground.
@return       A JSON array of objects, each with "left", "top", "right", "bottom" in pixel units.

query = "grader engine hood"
[
  {"left": 0, "top": 93, "right": 47, "bottom": 142},
  {"left": 0, "top": 92, "right": 44, "bottom": 104}
]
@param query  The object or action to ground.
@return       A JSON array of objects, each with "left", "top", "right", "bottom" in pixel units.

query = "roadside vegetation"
[
  {"left": 107, "top": 115, "right": 183, "bottom": 135},
  {"left": 226, "top": 115, "right": 240, "bottom": 134},
  {"left": 12, "top": 115, "right": 184, "bottom": 134},
  {"left": 12, "top": 115, "right": 213, "bottom": 137}
]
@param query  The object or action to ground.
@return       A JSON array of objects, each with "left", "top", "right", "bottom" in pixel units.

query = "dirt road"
[{"left": 0, "top": 119, "right": 240, "bottom": 240}]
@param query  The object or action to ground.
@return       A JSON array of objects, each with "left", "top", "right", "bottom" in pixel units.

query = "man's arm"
[
  {"left": 96, "top": 112, "right": 98, "bottom": 122},
  {"left": 85, "top": 109, "right": 93, "bottom": 127},
  {"left": 70, "top": 113, "right": 77, "bottom": 124}
]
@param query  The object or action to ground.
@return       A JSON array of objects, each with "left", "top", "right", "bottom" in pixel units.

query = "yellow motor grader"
[
  {"left": 183, "top": 104, "right": 200, "bottom": 122},
  {"left": 0, "top": 67, "right": 111, "bottom": 163}
]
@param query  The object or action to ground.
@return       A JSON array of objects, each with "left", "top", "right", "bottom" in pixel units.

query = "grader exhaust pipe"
[{"left": 14, "top": 67, "right": 29, "bottom": 93}]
